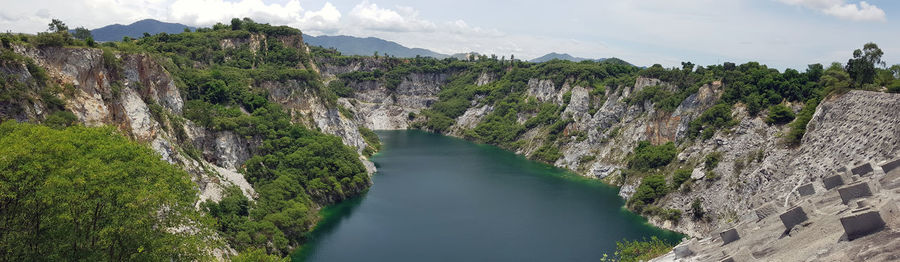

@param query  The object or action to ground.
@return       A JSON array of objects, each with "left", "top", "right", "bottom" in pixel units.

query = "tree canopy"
[{"left": 0, "top": 122, "right": 214, "bottom": 261}]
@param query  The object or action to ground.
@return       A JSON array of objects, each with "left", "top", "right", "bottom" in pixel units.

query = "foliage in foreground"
[
  {"left": 603, "top": 236, "right": 674, "bottom": 262},
  {"left": 0, "top": 122, "right": 215, "bottom": 261}
]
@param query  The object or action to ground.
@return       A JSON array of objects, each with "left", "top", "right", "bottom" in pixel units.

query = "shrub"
[
  {"left": 614, "top": 237, "right": 674, "bottom": 262},
  {"left": 672, "top": 169, "right": 692, "bottom": 189},
  {"left": 687, "top": 104, "right": 734, "bottom": 139},
  {"left": 887, "top": 81, "right": 900, "bottom": 93},
  {"left": 785, "top": 98, "right": 820, "bottom": 145},
  {"left": 359, "top": 127, "right": 381, "bottom": 151},
  {"left": 630, "top": 174, "right": 669, "bottom": 207},
  {"left": 532, "top": 144, "right": 562, "bottom": 163},
  {"left": 44, "top": 110, "right": 78, "bottom": 128},
  {"left": 704, "top": 152, "right": 722, "bottom": 170},
  {"left": 691, "top": 199, "right": 704, "bottom": 220},
  {"left": 32, "top": 32, "right": 69, "bottom": 47},
  {"left": 628, "top": 141, "right": 677, "bottom": 171},
  {"left": 765, "top": 104, "right": 795, "bottom": 125}
]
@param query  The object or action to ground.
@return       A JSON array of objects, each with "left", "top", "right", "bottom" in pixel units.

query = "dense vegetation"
[
  {"left": 0, "top": 18, "right": 376, "bottom": 257},
  {"left": 0, "top": 122, "right": 213, "bottom": 261},
  {"left": 607, "top": 237, "right": 675, "bottom": 262},
  {"left": 628, "top": 141, "right": 677, "bottom": 171},
  {"left": 3, "top": 17, "right": 900, "bottom": 260},
  {"left": 123, "top": 19, "right": 370, "bottom": 256}
]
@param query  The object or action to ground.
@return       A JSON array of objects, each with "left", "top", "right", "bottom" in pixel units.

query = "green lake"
[{"left": 293, "top": 130, "right": 681, "bottom": 261}]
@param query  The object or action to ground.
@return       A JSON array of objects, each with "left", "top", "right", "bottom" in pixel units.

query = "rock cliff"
[{"left": 314, "top": 56, "right": 900, "bottom": 260}]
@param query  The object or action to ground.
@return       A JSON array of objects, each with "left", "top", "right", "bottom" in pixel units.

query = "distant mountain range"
[
  {"left": 303, "top": 34, "right": 449, "bottom": 59},
  {"left": 529, "top": 52, "right": 606, "bottom": 63},
  {"left": 86, "top": 19, "right": 194, "bottom": 42},
  {"left": 529, "top": 52, "right": 633, "bottom": 66},
  {"left": 84, "top": 19, "right": 631, "bottom": 65}
]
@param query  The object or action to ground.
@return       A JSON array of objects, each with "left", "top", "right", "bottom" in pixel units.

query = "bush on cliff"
[{"left": 627, "top": 141, "right": 677, "bottom": 171}]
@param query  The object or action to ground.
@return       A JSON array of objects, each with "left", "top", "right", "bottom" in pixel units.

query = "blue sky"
[{"left": 3, "top": 0, "right": 899, "bottom": 69}]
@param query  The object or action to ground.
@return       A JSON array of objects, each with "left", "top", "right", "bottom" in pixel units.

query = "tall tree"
[
  {"left": 47, "top": 19, "right": 68, "bottom": 33},
  {"left": 72, "top": 26, "right": 91, "bottom": 40},
  {"left": 845, "top": 42, "right": 884, "bottom": 87},
  {"left": 0, "top": 122, "right": 215, "bottom": 261}
]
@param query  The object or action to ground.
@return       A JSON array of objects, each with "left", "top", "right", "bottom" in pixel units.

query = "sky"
[{"left": 2, "top": 0, "right": 899, "bottom": 69}]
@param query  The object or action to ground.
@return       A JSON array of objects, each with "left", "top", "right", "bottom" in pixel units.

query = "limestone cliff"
[{"left": 314, "top": 56, "right": 900, "bottom": 260}]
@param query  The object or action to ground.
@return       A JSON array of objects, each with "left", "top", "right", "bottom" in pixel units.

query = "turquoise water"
[{"left": 293, "top": 130, "right": 681, "bottom": 262}]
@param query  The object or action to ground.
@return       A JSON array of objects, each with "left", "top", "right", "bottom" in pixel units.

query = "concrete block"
[
  {"left": 823, "top": 175, "right": 844, "bottom": 190},
  {"left": 838, "top": 182, "right": 873, "bottom": 205},
  {"left": 720, "top": 228, "right": 739, "bottom": 245},
  {"left": 851, "top": 163, "right": 873, "bottom": 177},
  {"left": 882, "top": 158, "right": 900, "bottom": 176},
  {"left": 779, "top": 206, "right": 808, "bottom": 230},
  {"left": 798, "top": 183, "right": 815, "bottom": 196},
  {"left": 840, "top": 210, "right": 886, "bottom": 241}
]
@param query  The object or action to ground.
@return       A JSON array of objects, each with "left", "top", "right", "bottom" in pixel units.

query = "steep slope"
[
  {"left": 1, "top": 23, "right": 378, "bottom": 258},
  {"left": 312, "top": 52, "right": 900, "bottom": 260}
]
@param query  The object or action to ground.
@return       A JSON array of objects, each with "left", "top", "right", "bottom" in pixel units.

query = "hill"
[
  {"left": 529, "top": 52, "right": 598, "bottom": 63},
  {"left": 529, "top": 52, "right": 634, "bottom": 66},
  {"left": 303, "top": 34, "right": 448, "bottom": 58},
  {"left": 88, "top": 19, "right": 194, "bottom": 41}
]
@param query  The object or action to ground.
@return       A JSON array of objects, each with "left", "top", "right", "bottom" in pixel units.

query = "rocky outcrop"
[
  {"left": 314, "top": 55, "right": 900, "bottom": 258},
  {"left": 6, "top": 46, "right": 265, "bottom": 204},
  {"left": 339, "top": 72, "right": 448, "bottom": 130}
]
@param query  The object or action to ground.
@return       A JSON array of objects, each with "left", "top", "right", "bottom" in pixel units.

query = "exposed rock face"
[
  {"left": 7, "top": 46, "right": 267, "bottom": 204},
  {"left": 339, "top": 72, "right": 447, "bottom": 130},
  {"left": 8, "top": 41, "right": 899, "bottom": 261},
  {"left": 314, "top": 55, "right": 900, "bottom": 260}
]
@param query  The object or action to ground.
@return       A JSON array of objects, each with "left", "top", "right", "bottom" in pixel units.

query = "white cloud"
[
  {"left": 779, "top": 0, "right": 886, "bottom": 21},
  {"left": 298, "top": 2, "right": 342, "bottom": 34},
  {"left": 168, "top": 0, "right": 304, "bottom": 26},
  {"left": 347, "top": 0, "right": 435, "bottom": 32},
  {"left": 2, "top": 0, "right": 896, "bottom": 69}
]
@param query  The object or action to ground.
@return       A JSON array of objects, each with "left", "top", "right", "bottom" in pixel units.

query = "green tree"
[
  {"left": 73, "top": 26, "right": 92, "bottom": 40},
  {"left": 614, "top": 237, "right": 674, "bottom": 262},
  {"left": 765, "top": 104, "right": 795, "bottom": 125},
  {"left": 47, "top": 19, "right": 68, "bottom": 33},
  {"left": 822, "top": 62, "right": 852, "bottom": 94},
  {"left": 0, "top": 122, "right": 214, "bottom": 261},
  {"left": 672, "top": 169, "right": 692, "bottom": 189},
  {"left": 630, "top": 174, "right": 669, "bottom": 207},
  {"left": 231, "top": 18, "right": 243, "bottom": 30},
  {"left": 628, "top": 141, "right": 677, "bottom": 171},
  {"left": 845, "top": 42, "right": 884, "bottom": 87}
]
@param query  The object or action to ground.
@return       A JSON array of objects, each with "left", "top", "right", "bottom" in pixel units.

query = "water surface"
[{"left": 294, "top": 130, "right": 681, "bottom": 261}]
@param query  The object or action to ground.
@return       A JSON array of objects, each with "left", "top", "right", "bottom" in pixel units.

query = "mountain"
[
  {"left": 529, "top": 52, "right": 596, "bottom": 63},
  {"left": 450, "top": 52, "right": 482, "bottom": 60},
  {"left": 88, "top": 19, "right": 194, "bottom": 42},
  {"left": 529, "top": 52, "right": 635, "bottom": 66},
  {"left": 303, "top": 34, "right": 448, "bottom": 58}
]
